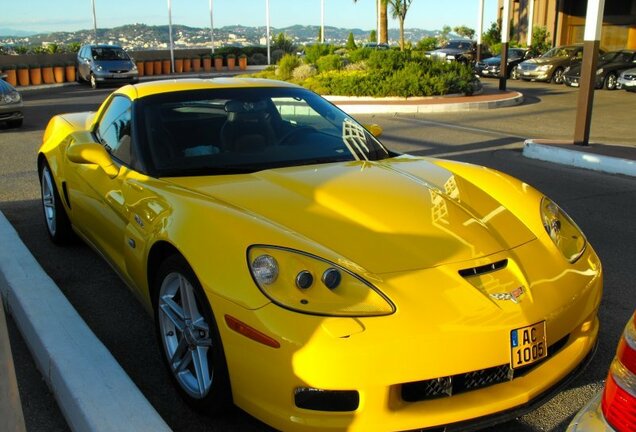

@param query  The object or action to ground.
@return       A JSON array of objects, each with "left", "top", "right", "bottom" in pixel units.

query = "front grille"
[
  {"left": 624, "top": 74, "right": 636, "bottom": 80},
  {"left": 400, "top": 334, "right": 570, "bottom": 403},
  {"left": 519, "top": 63, "right": 536, "bottom": 71}
]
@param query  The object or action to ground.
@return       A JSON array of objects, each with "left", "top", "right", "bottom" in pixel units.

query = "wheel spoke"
[
  {"left": 192, "top": 346, "right": 211, "bottom": 396},
  {"left": 159, "top": 296, "right": 186, "bottom": 331},
  {"left": 179, "top": 275, "right": 199, "bottom": 321},
  {"left": 170, "top": 336, "right": 189, "bottom": 370},
  {"left": 175, "top": 350, "right": 193, "bottom": 373}
]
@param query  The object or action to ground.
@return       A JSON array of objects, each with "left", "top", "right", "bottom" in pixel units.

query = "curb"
[
  {"left": 0, "top": 212, "right": 171, "bottom": 432},
  {"left": 523, "top": 139, "right": 636, "bottom": 177},
  {"left": 327, "top": 91, "right": 524, "bottom": 114}
]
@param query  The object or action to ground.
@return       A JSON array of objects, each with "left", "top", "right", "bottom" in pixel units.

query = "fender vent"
[
  {"left": 61, "top": 181, "right": 71, "bottom": 209},
  {"left": 458, "top": 259, "right": 507, "bottom": 277}
]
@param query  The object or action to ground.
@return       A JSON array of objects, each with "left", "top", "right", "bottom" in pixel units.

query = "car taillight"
[{"left": 602, "top": 311, "right": 636, "bottom": 432}]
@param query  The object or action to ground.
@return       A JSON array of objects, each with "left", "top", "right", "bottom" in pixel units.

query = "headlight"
[
  {"left": 540, "top": 197, "right": 586, "bottom": 262},
  {"left": 537, "top": 64, "right": 553, "bottom": 71},
  {"left": 596, "top": 68, "right": 604, "bottom": 75},
  {"left": 0, "top": 92, "right": 20, "bottom": 105},
  {"left": 248, "top": 246, "right": 395, "bottom": 317},
  {"left": 94, "top": 64, "right": 103, "bottom": 71},
  {"left": 447, "top": 55, "right": 455, "bottom": 60}
]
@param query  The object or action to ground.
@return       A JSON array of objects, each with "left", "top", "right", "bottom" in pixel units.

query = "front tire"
[
  {"left": 39, "top": 160, "right": 74, "bottom": 244},
  {"left": 604, "top": 72, "right": 617, "bottom": 90},
  {"left": 510, "top": 65, "right": 520, "bottom": 80},
  {"left": 90, "top": 73, "right": 99, "bottom": 89},
  {"left": 551, "top": 67, "right": 564, "bottom": 84},
  {"left": 154, "top": 255, "right": 232, "bottom": 414}
]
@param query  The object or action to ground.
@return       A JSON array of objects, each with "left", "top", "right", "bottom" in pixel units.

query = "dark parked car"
[
  {"left": 77, "top": 44, "right": 138, "bottom": 89},
  {"left": 563, "top": 50, "right": 636, "bottom": 89},
  {"left": 425, "top": 40, "right": 486, "bottom": 64},
  {"left": 518, "top": 45, "right": 596, "bottom": 84},
  {"left": 474, "top": 48, "right": 532, "bottom": 79},
  {"left": 0, "top": 74, "right": 23, "bottom": 128}
]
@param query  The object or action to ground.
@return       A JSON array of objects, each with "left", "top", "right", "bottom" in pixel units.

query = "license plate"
[
  {"left": 510, "top": 321, "right": 547, "bottom": 368},
  {"left": 114, "top": 73, "right": 126, "bottom": 78}
]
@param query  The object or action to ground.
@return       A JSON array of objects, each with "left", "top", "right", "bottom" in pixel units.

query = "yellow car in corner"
[{"left": 38, "top": 78, "right": 602, "bottom": 431}]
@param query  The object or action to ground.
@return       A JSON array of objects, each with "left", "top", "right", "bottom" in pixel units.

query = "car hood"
[
  {"left": 166, "top": 157, "right": 535, "bottom": 274},
  {"left": 481, "top": 57, "right": 503, "bottom": 66},
  {"left": 523, "top": 57, "right": 569, "bottom": 66}
]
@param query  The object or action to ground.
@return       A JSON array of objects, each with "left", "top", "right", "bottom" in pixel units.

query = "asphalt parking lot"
[{"left": 1, "top": 79, "right": 635, "bottom": 431}]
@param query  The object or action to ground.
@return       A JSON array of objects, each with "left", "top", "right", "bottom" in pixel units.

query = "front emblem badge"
[{"left": 490, "top": 287, "right": 525, "bottom": 304}]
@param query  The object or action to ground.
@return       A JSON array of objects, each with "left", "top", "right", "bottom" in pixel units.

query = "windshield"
[
  {"left": 541, "top": 46, "right": 580, "bottom": 59},
  {"left": 443, "top": 41, "right": 472, "bottom": 50},
  {"left": 92, "top": 47, "right": 129, "bottom": 61},
  {"left": 136, "top": 87, "right": 391, "bottom": 176}
]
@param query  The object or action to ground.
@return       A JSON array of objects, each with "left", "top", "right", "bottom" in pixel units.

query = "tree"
[
  {"left": 354, "top": 0, "right": 388, "bottom": 44},
  {"left": 317, "top": 27, "right": 322, "bottom": 43},
  {"left": 530, "top": 26, "right": 551, "bottom": 55},
  {"left": 346, "top": 32, "right": 357, "bottom": 50},
  {"left": 387, "top": 0, "right": 413, "bottom": 51},
  {"left": 482, "top": 21, "right": 501, "bottom": 49},
  {"left": 416, "top": 36, "right": 437, "bottom": 51},
  {"left": 274, "top": 32, "right": 295, "bottom": 53},
  {"left": 453, "top": 25, "right": 475, "bottom": 40},
  {"left": 369, "top": 29, "right": 377, "bottom": 43}
]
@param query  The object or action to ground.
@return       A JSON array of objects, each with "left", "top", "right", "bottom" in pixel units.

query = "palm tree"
[
  {"left": 388, "top": 0, "right": 413, "bottom": 51},
  {"left": 354, "top": 0, "right": 388, "bottom": 44}
]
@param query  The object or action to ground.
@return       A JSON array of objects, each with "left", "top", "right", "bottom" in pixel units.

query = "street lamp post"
[
  {"left": 321, "top": 0, "right": 325, "bottom": 44},
  {"left": 266, "top": 0, "right": 271, "bottom": 65},
  {"left": 209, "top": 0, "right": 215, "bottom": 54},
  {"left": 91, "top": 0, "right": 98, "bottom": 42},
  {"left": 168, "top": 0, "right": 175, "bottom": 73},
  {"left": 499, "top": 0, "right": 512, "bottom": 90},
  {"left": 476, "top": 0, "right": 484, "bottom": 62}
]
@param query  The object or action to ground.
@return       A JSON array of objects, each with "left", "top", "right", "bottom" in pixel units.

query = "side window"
[
  {"left": 96, "top": 96, "right": 133, "bottom": 165},
  {"left": 272, "top": 97, "right": 331, "bottom": 129}
]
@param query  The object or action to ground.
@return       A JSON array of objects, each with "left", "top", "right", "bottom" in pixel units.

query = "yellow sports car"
[{"left": 38, "top": 78, "right": 602, "bottom": 431}]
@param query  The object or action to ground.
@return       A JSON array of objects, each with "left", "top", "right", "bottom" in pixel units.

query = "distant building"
[{"left": 500, "top": 0, "right": 636, "bottom": 50}]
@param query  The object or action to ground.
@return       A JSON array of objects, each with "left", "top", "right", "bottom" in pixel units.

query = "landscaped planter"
[
  {"left": 17, "top": 66, "right": 29, "bottom": 86},
  {"left": 29, "top": 66, "right": 42, "bottom": 86},
  {"left": 192, "top": 58, "right": 201, "bottom": 72},
  {"left": 2, "top": 67, "right": 17, "bottom": 86},
  {"left": 239, "top": 55, "right": 248, "bottom": 70},
  {"left": 42, "top": 65, "right": 55, "bottom": 84},
  {"left": 145, "top": 60, "right": 154, "bottom": 76},
  {"left": 53, "top": 65, "right": 65, "bottom": 83},
  {"left": 65, "top": 63, "right": 75, "bottom": 82},
  {"left": 203, "top": 56, "right": 212, "bottom": 72},
  {"left": 227, "top": 55, "right": 236, "bottom": 70},
  {"left": 154, "top": 60, "right": 162, "bottom": 75},
  {"left": 183, "top": 58, "right": 191, "bottom": 73},
  {"left": 136, "top": 61, "right": 144, "bottom": 77},
  {"left": 162, "top": 60, "right": 171, "bottom": 74},
  {"left": 175, "top": 58, "right": 183, "bottom": 73},
  {"left": 214, "top": 56, "right": 223, "bottom": 71}
]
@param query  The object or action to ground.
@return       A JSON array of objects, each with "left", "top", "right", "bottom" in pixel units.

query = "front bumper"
[
  {"left": 213, "top": 239, "right": 603, "bottom": 432},
  {"left": 93, "top": 70, "right": 138, "bottom": 84},
  {"left": 617, "top": 76, "right": 636, "bottom": 90},
  {"left": 0, "top": 102, "right": 23, "bottom": 123},
  {"left": 519, "top": 68, "right": 552, "bottom": 81}
]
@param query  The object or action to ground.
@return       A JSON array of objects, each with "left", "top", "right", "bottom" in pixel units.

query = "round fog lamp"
[
  {"left": 322, "top": 268, "right": 341, "bottom": 290},
  {"left": 296, "top": 271, "right": 313, "bottom": 289},
  {"left": 251, "top": 255, "right": 279, "bottom": 285}
]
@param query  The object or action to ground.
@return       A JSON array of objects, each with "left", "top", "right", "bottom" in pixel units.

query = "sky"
[{"left": 0, "top": 0, "right": 498, "bottom": 35}]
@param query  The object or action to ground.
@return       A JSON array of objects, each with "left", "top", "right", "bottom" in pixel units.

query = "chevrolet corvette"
[{"left": 38, "top": 78, "right": 602, "bottom": 431}]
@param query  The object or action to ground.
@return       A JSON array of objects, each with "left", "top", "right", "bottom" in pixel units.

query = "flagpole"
[
  {"left": 266, "top": 0, "right": 271, "bottom": 65},
  {"left": 209, "top": 0, "right": 215, "bottom": 54},
  {"left": 168, "top": 0, "right": 175, "bottom": 73},
  {"left": 91, "top": 0, "right": 98, "bottom": 42}
]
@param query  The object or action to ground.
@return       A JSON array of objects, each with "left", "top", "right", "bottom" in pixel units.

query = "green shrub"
[
  {"left": 348, "top": 47, "right": 373, "bottom": 63},
  {"left": 249, "top": 53, "right": 268, "bottom": 65},
  {"left": 271, "top": 49, "right": 285, "bottom": 64},
  {"left": 277, "top": 54, "right": 301, "bottom": 80},
  {"left": 292, "top": 64, "right": 317, "bottom": 81},
  {"left": 416, "top": 36, "right": 437, "bottom": 52},
  {"left": 316, "top": 54, "right": 344, "bottom": 73},
  {"left": 305, "top": 44, "right": 334, "bottom": 65}
]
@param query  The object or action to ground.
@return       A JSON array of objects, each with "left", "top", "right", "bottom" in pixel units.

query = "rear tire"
[
  {"left": 154, "top": 254, "right": 232, "bottom": 415},
  {"left": 39, "top": 160, "right": 74, "bottom": 244}
]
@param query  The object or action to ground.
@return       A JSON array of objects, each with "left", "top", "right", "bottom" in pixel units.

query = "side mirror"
[
  {"left": 67, "top": 141, "right": 119, "bottom": 178},
  {"left": 364, "top": 124, "right": 383, "bottom": 138}
]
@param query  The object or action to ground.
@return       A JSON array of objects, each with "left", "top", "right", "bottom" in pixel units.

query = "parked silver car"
[
  {"left": 518, "top": 45, "right": 586, "bottom": 84},
  {"left": 0, "top": 74, "right": 23, "bottom": 128},
  {"left": 77, "top": 44, "right": 138, "bottom": 89},
  {"left": 617, "top": 67, "right": 636, "bottom": 92}
]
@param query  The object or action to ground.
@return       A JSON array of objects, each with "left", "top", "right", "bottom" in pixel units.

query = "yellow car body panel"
[{"left": 38, "top": 78, "right": 602, "bottom": 431}]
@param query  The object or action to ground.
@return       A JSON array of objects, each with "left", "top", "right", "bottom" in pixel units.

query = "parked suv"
[
  {"left": 518, "top": 45, "right": 595, "bottom": 84},
  {"left": 77, "top": 44, "right": 138, "bottom": 89},
  {"left": 425, "top": 40, "right": 486, "bottom": 64}
]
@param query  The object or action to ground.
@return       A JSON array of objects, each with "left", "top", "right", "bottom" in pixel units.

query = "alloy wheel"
[
  {"left": 606, "top": 73, "right": 617, "bottom": 90},
  {"left": 158, "top": 272, "right": 214, "bottom": 399},
  {"left": 41, "top": 166, "right": 57, "bottom": 237}
]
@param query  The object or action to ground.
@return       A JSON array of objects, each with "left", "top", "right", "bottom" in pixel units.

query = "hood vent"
[{"left": 458, "top": 259, "right": 508, "bottom": 278}]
